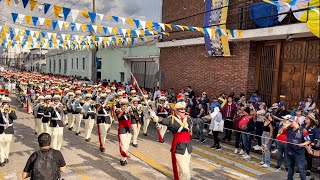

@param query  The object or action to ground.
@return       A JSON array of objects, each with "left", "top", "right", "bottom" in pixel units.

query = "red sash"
[{"left": 171, "top": 131, "right": 190, "bottom": 180}]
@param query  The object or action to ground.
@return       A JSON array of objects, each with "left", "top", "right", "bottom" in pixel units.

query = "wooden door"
[
  {"left": 302, "top": 40, "right": 320, "bottom": 103},
  {"left": 255, "top": 42, "right": 281, "bottom": 106}
]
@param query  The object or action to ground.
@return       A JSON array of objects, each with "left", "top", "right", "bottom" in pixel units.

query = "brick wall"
[{"left": 160, "top": 42, "right": 256, "bottom": 99}]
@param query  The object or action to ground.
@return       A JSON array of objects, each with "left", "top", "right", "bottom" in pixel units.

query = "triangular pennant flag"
[
  {"left": 30, "top": 30, "right": 35, "bottom": 37},
  {"left": 112, "top": 27, "right": 118, "bottom": 35},
  {"left": 92, "top": 25, "right": 98, "bottom": 32},
  {"left": 6, "top": 0, "right": 11, "bottom": 6},
  {"left": 238, "top": 30, "right": 243, "bottom": 38},
  {"left": 207, "top": 28, "right": 212, "bottom": 38},
  {"left": 54, "top": 5, "right": 63, "bottom": 19},
  {"left": 11, "top": 13, "right": 18, "bottom": 24},
  {"left": 62, "top": 7, "right": 71, "bottom": 21},
  {"left": 80, "top": 10, "right": 89, "bottom": 18},
  {"left": 106, "top": 27, "right": 112, "bottom": 34},
  {"left": 159, "top": 23, "right": 165, "bottom": 31},
  {"left": 140, "top": 20, "right": 146, "bottom": 30},
  {"left": 103, "top": 27, "right": 108, "bottom": 34},
  {"left": 230, "top": 29, "right": 235, "bottom": 38},
  {"left": 87, "top": 24, "right": 92, "bottom": 32},
  {"left": 112, "top": 16, "right": 119, "bottom": 22},
  {"left": 126, "top": 18, "right": 134, "bottom": 27},
  {"left": 30, "top": 0, "right": 37, "bottom": 11},
  {"left": 75, "top": 23, "right": 81, "bottom": 31},
  {"left": 165, "top": 24, "right": 172, "bottom": 30},
  {"left": 70, "top": 23, "right": 75, "bottom": 31},
  {"left": 135, "top": 30, "right": 141, "bottom": 37},
  {"left": 32, "top": 16, "right": 38, "bottom": 26},
  {"left": 88, "top": 12, "right": 96, "bottom": 23},
  {"left": 17, "top": 14, "right": 25, "bottom": 24},
  {"left": 122, "top": 29, "right": 127, "bottom": 37},
  {"left": 51, "top": 20, "right": 58, "bottom": 29},
  {"left": 45, "top": 18, "right": 52, "bottom": 28},
  {"left": 139, "top": 30, "right": 145, "bottom": 37},
  {"left": 71, "top": 9, "right": 79, "bottom": 22},
  {"left": 81, "top": 24, "right": 87, "bottom": 32},
  {"left": 97, "top": 26, "right": 103, "bottom": 33},
  {"left": 146, "top": 21, "right": 153, "bottom": 31},
  {"left": 64, "top": 22, "right": 70, "bottom": 30},
  {"left": 25, "top": 15, "right": 32, "bottom": 25},
  {"left": 177, "top": 25, "right": 184, "bottom": 31},
  {"left": 44, "top": 3, "right": 51, "bottom": 14},
  {"left": 120, "top": 17, "right": 126, "bottom": 25},
  {"left": 57, "top": 20, "right": 64, "bottom": 30},
  {"left": 47, "top": 32, "right": 52, "bottom": 39},
  {"left": 22, "top": 0, "right": 29, "bottom": 8},
  {"left": 39, "top": 17, "right": 45, "bottom": 25},
  {"left": 97, "top": 13, "right": 104, "bottom": 21},
  {"left": 152, "top": 22, "right": 160, "bottom": 31},
  {"left": 61, "top": 34, "right": 66, "bottom": 40}
]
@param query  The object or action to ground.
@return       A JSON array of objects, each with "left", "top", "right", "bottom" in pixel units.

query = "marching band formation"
[{"left": 0, "top": 71, "right": 193, "bottom": 180}]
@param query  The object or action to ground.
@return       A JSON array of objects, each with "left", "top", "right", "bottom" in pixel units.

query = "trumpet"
[
  {"left": 115, "top": 108, "right": 123, "bottom": 113},
  {"left": 4, "top": 107, "right": 10, "bottom": 114}
]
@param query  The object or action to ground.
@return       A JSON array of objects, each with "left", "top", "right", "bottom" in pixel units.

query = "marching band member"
[
  {"left": 62, "top": 88, "right": 70, "bottom": 126},
  {"left": 141, "top": 91, "right": 151, "bottom": 136},
  {"left": 48, "top": 95, "right": 65, "bottom": 150},
  {"left": 73, "top": 90, "right": 83, "bottom": 136},
  {"left": 131, "top": 97, "right": 143, "bottom": 147},
  {"left": 150, "top": 93, "right": 193, "bottom": 180},
  {"left": 96, "top": 94, "right": 113, "bottom": 152},
  {"left": 156, "top": 91, "right": 171, "bottom": 143},
  {"left": 67, "top": 92, "right": 75, "bottom": 131},
  {"left": 42, "top": 95, "right": 52, "bottom": 134},
  {"left": 83, "top": 93, "right": 96, "bottom": 142},
  {"left": 116, "top": 98, "right": 132, "bottom": 166},
  {"left": 34, "top": 95, "right": 45, "bottom": 135},
  {"left": 0, "top": 97, "right": 17, "bottom": 167}
]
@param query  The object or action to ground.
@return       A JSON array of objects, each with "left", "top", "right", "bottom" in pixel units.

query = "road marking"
[
  {"left": 196, "top": 145, "right": 274, "bottom": 174},
  {"left": 191, "top": 155, "right": 243, "bottom": 180},
  {"left": 0, "top": 172, "right": 4, "bottom": 180},
  {"left": 218, "top": 143, "right": 278, "bottom": 168},
  {"left": 132, "top": 151, "right": 174, "bottom": 179},
  {"left": 73, "top": 166, "right": 90, "bottom": 180},
  {"left": 193, "top": 149, "right": 257, "bottom": 177}
]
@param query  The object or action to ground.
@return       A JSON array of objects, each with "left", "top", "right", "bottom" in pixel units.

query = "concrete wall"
[
  {"left": 46, "top": 50, "right": 92, "bottom": 79},
  {"left": 97, "top": 45, "right": 160, "bottom": 82}
]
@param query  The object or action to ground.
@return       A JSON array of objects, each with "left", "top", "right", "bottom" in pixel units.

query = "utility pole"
[{"left": 91, "top": 0, "right": 97, "bottom": 82}]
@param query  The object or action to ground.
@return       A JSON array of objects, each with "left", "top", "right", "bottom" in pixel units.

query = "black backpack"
[{"left": 32, "top": 149, "right": 60, "bottom": 180}]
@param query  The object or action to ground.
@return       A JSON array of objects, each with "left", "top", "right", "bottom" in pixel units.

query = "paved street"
[{"left": 0, "top": 95, "right": 317, "bottom": 180}]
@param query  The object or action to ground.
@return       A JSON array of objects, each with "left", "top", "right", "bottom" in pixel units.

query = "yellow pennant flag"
[
  {"left": 6, "top": 0, "right": 10, "bottom": 6},
  {"left": 64, "top": 22, "right": 70, "bottom": 30},
  {"left": 112, "top": 27, "right": 118, "bottom": 35},
  {"left": 139, "top": 30, "right": 145, "bottom": 36},
  {"left": 98, "top": 26, "right": 103, "bottom": 33},
  {"left": 80, "top": 10, "right": 89, "bottom": 18},
  {"left": 146, "top": 21, "right": 153, "bottom": 31},
  {"left": 195, "top": 27, "right": 205, "bottom": 34},
  {"left": 107, "top": 15, "right": 112, "bottom": 20},
  {"left": 35, "top": 31, "right": 40, "bottom": 38},
  {"left": 46, "top": 43, "right": 49, "bottom": 49},
  {"left": 126, "top": 18, "right": 134, "bottom": 27},
  {"left": 165, "top": 24, "right": 172, "bottom": 30},
  {"left": 25, "top": 15, "right": 32, "bottom": 25},
  {"left": 28, "top": 43, "right": 31, "bottom": 49},
  {"left": 28, "top": 36, "right": 33, "bottom": 42},
  {"left": 3, "top": 26, "right": 9, "bottom": 33},
  {"left": 225, "top": 29, "right": 231, "bottom": 37},
  {"left": 1, "top": 32, "right": 6, "bottom": 39},
  {"left": 183, "top": 26, "right": 190, "bottom": 30},
  {"left": 15, "top": 35, "right": 20, "bottom": 41},
  {"left": 40, "top": 38, "right": 45, "bottom": 44},
  {"left": 20, "top": 29, "right": 25, "bottom": 36},
  {"left": 81, "top": 24, "right": 87, "bottom": 32},
  {"left": 52, "top": 33, "right": 57, "bottom": 40},
  {"left": 54, "top": 5, "right": 63, "bottom": 19},
  {"left": 30, "top": 0, "right": 38, "bottom": 11},
  {"left": 126, "top": 29, "right": 132, "bottom": 37},
  {"left": 45, "top": 18, "right": 52, "bottom": 28},
  {"left": 238, "top": 30, "right": 243, "bottom": 39},
  {"left": 65, "top": 34, "right": 70, "bottom": 40}
]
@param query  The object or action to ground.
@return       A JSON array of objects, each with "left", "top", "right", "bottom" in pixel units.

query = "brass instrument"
[
  {"left": 4, "top": 107, "right": 10, "bottom": 114},
  {"left": 115, "top": 108, "right": 123, "bottom": 113}
]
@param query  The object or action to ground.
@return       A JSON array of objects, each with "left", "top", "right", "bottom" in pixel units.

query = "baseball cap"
[
  {"left": 282, "top": 114, "right": 292, "bottom": 120},
  {"left": 278, "top": 101, "right": 286, "bottom": 107},
  {"left": 270, "top": 103, "right": 279, "bottom": 109}
]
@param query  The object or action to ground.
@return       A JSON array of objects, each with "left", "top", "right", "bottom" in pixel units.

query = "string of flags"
[
  {"left": 11, "top": 13, "right": 169, "bottom": 37},
  {"left": 1, "top": 0, "right": 242, "bottom": 39},
  {"left": 0, "top": 26, "right": 156, "bottom": 50}
]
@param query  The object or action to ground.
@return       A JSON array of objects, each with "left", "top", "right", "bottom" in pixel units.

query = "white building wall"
[{"left": 46, "top": 50, "right": 92, "bottom": 79}]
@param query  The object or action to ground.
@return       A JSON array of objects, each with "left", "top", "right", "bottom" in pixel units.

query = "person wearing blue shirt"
[{"left": 209, "top": 96, "right": 221, "bottom": 113}]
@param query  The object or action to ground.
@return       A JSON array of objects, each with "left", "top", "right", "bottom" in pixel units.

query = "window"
[
  {"left": 71, "top": 58, "right": 74, "bottom": 69},
  {"left": 59, "top": 59, "right": 61, "bottom": 73},
  {"left": 64, "top": 59, "right": 67, "bottom": 74},
  {"left": 76, "top": 58, "right": 79, "bottom": 70},
  {"left": 120, "top": 72, "right": 125, "bottom": 82},
  {"left": 83, "top": 58, "right": 85, "bottom": 70},
  {"left": 53, "top": 59, "right": 56, "bottom": 73}
]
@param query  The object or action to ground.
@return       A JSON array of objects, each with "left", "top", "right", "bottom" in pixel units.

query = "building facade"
[
  {"left": 157, "top": 0, "right": 319, "bottom": 108},
  {"left": 46, "top": 45, "right": 160, "bottom": 89},
  {"left": 25, "top": 48, "right": 48, "bottom": 72}
]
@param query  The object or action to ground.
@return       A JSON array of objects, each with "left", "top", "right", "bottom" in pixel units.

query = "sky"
[{"left": 0, "top": 0, "right": 163, "bottom": 34}]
